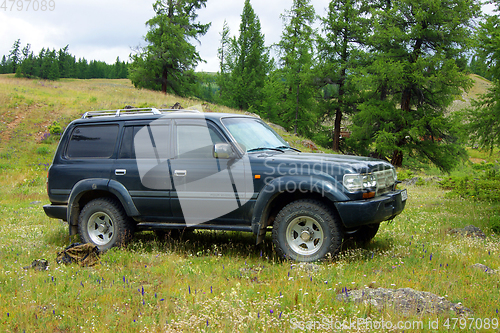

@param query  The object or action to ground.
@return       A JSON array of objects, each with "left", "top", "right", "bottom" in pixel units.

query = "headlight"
[{"left": 343, "top": 173, "right": 377, "bottom": 192}]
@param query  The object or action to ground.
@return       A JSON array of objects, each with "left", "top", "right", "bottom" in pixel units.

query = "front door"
[{"left": 170, "top": 119, "right": 252, "bottom": 227}]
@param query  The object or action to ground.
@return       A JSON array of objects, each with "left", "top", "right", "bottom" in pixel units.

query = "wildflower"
[
  {"left": 188, "top": 286, "right": 191, "bottom": 294},
  {"left": 270, "top": 309, "right": 274, "bottom": 314}
]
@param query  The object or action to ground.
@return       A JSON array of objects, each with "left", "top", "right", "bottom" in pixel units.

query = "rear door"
[{"left": 112, "top": 120, "right": 173, "bottom": 219}]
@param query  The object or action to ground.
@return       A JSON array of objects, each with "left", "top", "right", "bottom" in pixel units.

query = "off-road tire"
[
  {"left": 78, "top": 198, "right": 134, "bottom": 251},
  {"left": 272, "top": 199, "right": 343, "bottom": 262}
]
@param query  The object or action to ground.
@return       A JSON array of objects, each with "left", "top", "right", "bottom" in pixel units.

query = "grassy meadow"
[{"left": 0, "top": 74, "right": 499, "bottom": 332}]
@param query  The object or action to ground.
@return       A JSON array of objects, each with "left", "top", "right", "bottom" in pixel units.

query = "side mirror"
[{"left": 213, "top": 143, "right": 236, "bottom": 159}]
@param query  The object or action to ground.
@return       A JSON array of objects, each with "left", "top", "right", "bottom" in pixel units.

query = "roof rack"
[{"left": 81, "top": 107, "right": 201, "bottom": 119}]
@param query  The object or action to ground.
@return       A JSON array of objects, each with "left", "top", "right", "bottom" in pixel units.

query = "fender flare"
[
  {"left": 251, "top": 175, "right": 349, "bottom": 243},
  {"left": 67, "top": 179, "right": 139, "bottom": 234}
]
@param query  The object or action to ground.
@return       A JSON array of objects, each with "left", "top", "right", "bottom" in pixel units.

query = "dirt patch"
[{"left": 0, "top": 114, "right": 25, "bottom": 143}]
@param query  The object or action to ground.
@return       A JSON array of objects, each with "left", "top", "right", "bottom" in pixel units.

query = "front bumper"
[
  {"left": 43, "top": 204, "right": 68, "bottom": 221},
  {"left": 334, "top": 189, "right": 406, "bottom": 228}
]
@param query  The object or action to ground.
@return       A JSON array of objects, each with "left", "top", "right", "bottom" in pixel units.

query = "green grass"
[{"left": 0, "top": 75, "right": 499, "bottom": 332}]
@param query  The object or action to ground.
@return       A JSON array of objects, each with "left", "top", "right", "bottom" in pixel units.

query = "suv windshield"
[{"left": 222, "top": 117, "right": 288, "bottom": 152}]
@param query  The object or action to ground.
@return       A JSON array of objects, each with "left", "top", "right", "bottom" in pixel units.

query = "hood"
[{"left": 249, "top": 151, "right": 393, "bottom": 175}]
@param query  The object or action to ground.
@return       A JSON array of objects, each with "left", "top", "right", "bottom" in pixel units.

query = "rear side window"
[
  {"left": 119, "top": 124, "right": 171, "bottom": 159},
  {"left": 66, "top": 125, "right": 119, "bottom": 158}
]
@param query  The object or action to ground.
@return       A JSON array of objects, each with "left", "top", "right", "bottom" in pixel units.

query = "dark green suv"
[{"left": 44, "top": 108, "right": 407, "bottom": 261}]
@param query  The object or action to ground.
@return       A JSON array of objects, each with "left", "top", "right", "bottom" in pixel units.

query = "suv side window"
[
  {"left": 119, "top": 126, "right": 142, "bottom": 159},
  {"left": 176, "top": 124, "right": 225, "bottom": 158},
  {"left": 119, "top": 123, "right": 172, "bottom": 160},
  {"left": 66, "top": 124, "right": 119, "bottom": 159}
]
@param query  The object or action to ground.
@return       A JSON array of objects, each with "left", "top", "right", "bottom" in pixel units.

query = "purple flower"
[{"left": 270, "top": 309, "right": 274, "bottom": 314}]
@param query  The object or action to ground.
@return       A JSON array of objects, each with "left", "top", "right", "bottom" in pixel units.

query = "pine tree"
[
  {"left": 230, "top": 0, "right": 269, "bottom": 110},
  {"left": 129, "top": 0, "right": 210, "bottom": 96},
  {"left": 348, "top": 0, "right": 480, "bottom": 171},
  {"left": 0, "top": 55, "right": 7, "bottom": 74},
  {"left": 58, "top": 45, "right": 75, "bottom": 78},
  {"left": 8, "top": 39, "right": 22, "bottom": 73},
  {"left": 464, "top": 0, "right": 500, "bottom": 152},
  {"left": 216, "top": 20, "right": 235, "bottom": 105},
  {"left": 276, "top": 0, "right": 317, "bottom": 136},
  {"left": 316, "top": 0, "right": 371, "bottom": 151}
]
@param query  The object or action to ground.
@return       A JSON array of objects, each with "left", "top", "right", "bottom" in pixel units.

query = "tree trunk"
[
  {"left": 391, "top": 150, "right": 403, "bottom": 167},
  {"left": 161, "top": 68, "right": 168, "bottom": 94},
  {"left": 294, "top": 83, "right": 299, "bottom": 135},
  {"left": 332, "top": 109, "right": 342, "bottom": 151},
  {"left": 332, "top": 66, "right": 346, "bottom": 152}
]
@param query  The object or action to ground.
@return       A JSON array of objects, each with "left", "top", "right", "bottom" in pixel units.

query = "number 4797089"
[{"left": 1, "top": 0, "right": 56, "bottom": 11}]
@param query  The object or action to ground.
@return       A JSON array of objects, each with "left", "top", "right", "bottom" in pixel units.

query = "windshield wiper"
[
  {"left": 247, "top": 147, "right": 285, "bottom": 153},
  {"left": 275, "top": 146, "right": 301, "bottom": 152}
]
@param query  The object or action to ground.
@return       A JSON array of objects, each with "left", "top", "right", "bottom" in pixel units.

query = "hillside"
[
  {"left": 447, "top": 74, "right": 493, "bottom": 113},
  {"left": 0, "top": 74, "right": 329, "bottom": 156}
]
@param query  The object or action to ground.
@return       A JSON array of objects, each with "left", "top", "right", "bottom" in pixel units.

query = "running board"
[{"left": 136, "top": 223, "right": 254, "bottom": 233}]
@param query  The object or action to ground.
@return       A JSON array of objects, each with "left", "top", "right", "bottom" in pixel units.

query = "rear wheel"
[
  {"left": 272, "top": 199, "right": 343, "bottom": 262},
  {"left": 78, "top": 198, "right": 133, "bottom": 251}
]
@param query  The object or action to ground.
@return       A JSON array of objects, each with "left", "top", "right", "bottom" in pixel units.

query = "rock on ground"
[
  {"left": 336, "top": 287, "right": 472, "bottom": 316},
  {"left": 471, "top": 263, "right": 497, "bottom": 275},
  {"left": 449, "top": 225, "right": 486, "bottom": 239}
]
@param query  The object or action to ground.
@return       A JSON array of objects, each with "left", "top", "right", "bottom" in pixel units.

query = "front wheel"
[
  {"left": 272, "top": 199, "right": 343, "bottom": 262},
  {"left": 78, "top": 198, "right": 133, "bottom": 251}
]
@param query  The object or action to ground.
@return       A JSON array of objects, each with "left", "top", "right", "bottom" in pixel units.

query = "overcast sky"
[{"left": 0, "top": 0, "right": 494, "bottom": 73}]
